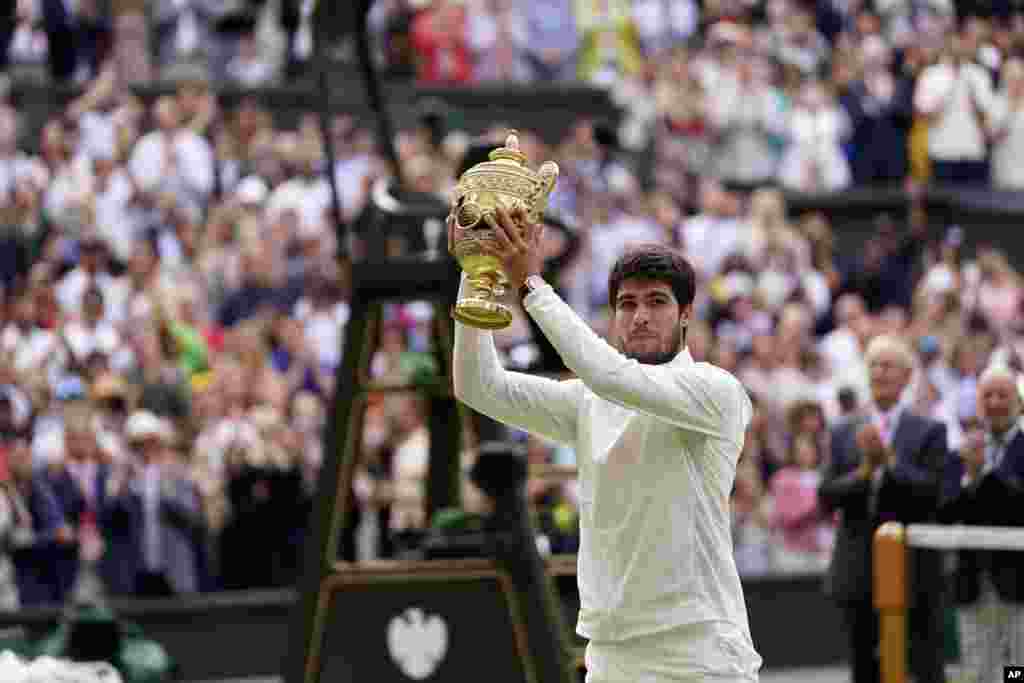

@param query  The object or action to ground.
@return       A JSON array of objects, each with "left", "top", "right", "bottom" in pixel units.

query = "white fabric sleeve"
[
  {"left": 452, "top": 276, "right": 580, "bottom": 446},
  {"left": 523, "top": 282, "right": 750, "bottom": 443}
]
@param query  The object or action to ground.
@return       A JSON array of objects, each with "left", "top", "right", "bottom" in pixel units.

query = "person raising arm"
[{"left": 450, "top": 206, "right": 761, "bottom": 683}]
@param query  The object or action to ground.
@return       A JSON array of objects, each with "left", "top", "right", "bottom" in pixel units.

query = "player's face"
[{"left": 611, "top": 279, "right": 687, "bottom": 365}]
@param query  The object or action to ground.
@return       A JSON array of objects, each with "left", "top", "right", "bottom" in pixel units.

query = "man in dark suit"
[
  {"left": 44, "top": 411, "right": 111, "bottom": 602},
  {"left": 939, "top": 364, "right": 1024, "bottom": 683},
  {"left": 6, "top": 439, "right": 73, "bottom": 606},
  {"left": 101, "top": 411, "right": 203, "bottom": 598},
  {"left": 819, "top": 334, "right": 948, "bottom": 683},
  {"left": 840, "top": 36, "right": 915, "bottom": 186}
]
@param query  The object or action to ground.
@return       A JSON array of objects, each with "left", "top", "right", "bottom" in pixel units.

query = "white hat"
[
  {"left": 125, "top": 411, "right": 173, "bottom": 444},
  {"left": 235, "top": 176, "right": 268, "bottom": 205}
]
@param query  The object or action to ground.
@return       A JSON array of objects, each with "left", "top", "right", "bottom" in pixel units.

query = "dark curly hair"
[{"left": 608, "top": 244, "right": 697, "bottom": 310}]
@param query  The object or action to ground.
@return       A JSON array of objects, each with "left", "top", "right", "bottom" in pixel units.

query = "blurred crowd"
[
  {"left": 0, "top": 0, "right": 1022, "bottom": 611},
  {"left": 373, "top": 0, "right": 1024, "bottom": 192},
  {"left": 2, "top": 0, "right": 315, "bottom": 86}
]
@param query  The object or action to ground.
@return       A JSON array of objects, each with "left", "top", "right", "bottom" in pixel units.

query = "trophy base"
[{"left": 452, "top": 298, "right": 514, "bottom": 330}]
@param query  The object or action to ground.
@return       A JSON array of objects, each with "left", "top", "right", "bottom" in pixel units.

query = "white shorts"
[{"left": 584, "top": 621, "right": 762, "bottom": 683}]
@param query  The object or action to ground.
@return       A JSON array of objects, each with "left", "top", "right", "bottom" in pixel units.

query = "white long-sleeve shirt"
[
  {"left": 914, "top": 61, "right": 994, "bottom": 161},
  {"left": 453, "top": 278, "right": 759, "bottom": 655}
]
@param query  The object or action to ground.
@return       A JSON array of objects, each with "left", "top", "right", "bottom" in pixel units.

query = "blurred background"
[{"left": 0, "top": 0, "right": 1024, "bottom": 681}]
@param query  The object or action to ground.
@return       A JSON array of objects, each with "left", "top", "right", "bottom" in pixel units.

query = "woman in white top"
[
  {"left": 779, "top": 80, "right": 852, "bottom": 192},
  {"left": 988, "top": 57, "right": 1024, "bottom": 189}
]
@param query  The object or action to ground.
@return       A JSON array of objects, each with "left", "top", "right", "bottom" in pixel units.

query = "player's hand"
[{"left": 485, "top": 205, "right": 545, "bottom": 288}]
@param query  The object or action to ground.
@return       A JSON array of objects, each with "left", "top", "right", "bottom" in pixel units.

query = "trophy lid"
[{"left": 487, "top": 132, "right": 528, "bottom": 166}]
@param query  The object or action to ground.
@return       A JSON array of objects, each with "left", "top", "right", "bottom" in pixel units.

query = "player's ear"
[{"left": 680, "top": 304, "right": 694, "bottom": 328}]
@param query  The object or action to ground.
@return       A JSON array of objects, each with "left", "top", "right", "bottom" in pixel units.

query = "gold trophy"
[{"left": 450, "top": 132, "right": 560, "bottom": 329}]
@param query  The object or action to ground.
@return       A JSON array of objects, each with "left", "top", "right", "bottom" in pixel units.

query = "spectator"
[
  {"left": 387, "top": 394, "right": 430, "bottom": 538},
  {"left": 938, "top": 366, "right": 1024, "bottom": 683},
  {"left": 466, "top": 0, "right": 531, "bottom": 83},
  {"left": 631, "top": 0, "right": 697, "bottom": 60},
  {"left": 128, "top": 95, "right": 214, "bottom": 211},
  {"left": 108, "top": 8, "right": 153, "bottom": 85},
  {"left": 43, "top": 401, "right": 108, "bottom": 601},
  {"left": 914, "top": 31, "right": 995, "bottom": 186},
  {"left": 90, "top": 371, "right": 130, "bottom": 463},
  {"left": 103, "top": 410, "right": 202, "bottom": 597},
  {"left": 778, "top": 80, "right": 852, "bottom": 193},
  {"left": 7, "top": 0, "right": 110, "bottom": 83},
  {"left": 264, "top": 138, "right": 330, "bottom": 241},
  {"left": 226, "top": 29, "right": 275, "bottom": 87},
  {"left": 573, "top": 0, "right": 644, "bottom": 87},
  {"left": 769, "top": 434, "right": 834, "bottom": 573},
  {"left": 844, "top": 214, "right": 921, "bottom": 312},
  {"left": 368, "top": 0, "right": 420, "bottom": 78},
  {"left": 218, "top": 424, "right": 285, "bottom": 590},
  {"left": 151, "top": 1, "right": 232, "bottom": 81},
  {"left": 732, "top": 451, "right": 773, "bottom": 576},
  {"left": 706, "top": 38, "right": 786, "bottom": 188},
  {"left": 972, "top": 247, "right": 1022, "bottom": 337},
  {"left": 770, "top": 10, "right": 830, "bottom": 76},
  {"left": 740, "top": 188, "right": 809, "bottom": 275},
  {"left": 0, "top": 468, "right": 26, "bottom": 609},
  {"left": 62, "top": 286, "right": 120, "bottom": 368},
  {"left": 819, "top": 335, "right": 947, "bottom": 683},
  {"left": 7, "top": 438, "right": 70, "bottom": 606},
  {"left": 409, "top": 0, "right": 473, "bottom": 85},
  {"left": 988, "top": 57, "right": 1024, "bottom": 189},
  {"left": 651, "top": 50, "right": 710, "bottom": 201},
  {"left": 677, "top": 179, "right": 744, "bottom": 281},
  {"left": 521, "top": 0, "right": 579, "bottom": 82},
  {"left": 841, "top": 35, "right": 915, "bottom": 185}
]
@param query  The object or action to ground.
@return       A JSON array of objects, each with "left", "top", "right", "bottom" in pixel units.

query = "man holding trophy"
[{"left": 450, "top": 133, "right": 762, "bottom": 682}]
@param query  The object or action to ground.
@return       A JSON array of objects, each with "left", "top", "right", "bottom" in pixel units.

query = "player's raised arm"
[
  {"left": 485, "top": 207, "right": 749, "bottom": 444},
  {"left": 450, "top": 215, "right": 580, "bottom": 446},
  {"left": 525, "top": 286, "right": 750, "bottom": 443}
]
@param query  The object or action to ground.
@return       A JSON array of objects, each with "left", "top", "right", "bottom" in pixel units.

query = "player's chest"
[{"left": 576, "top": 397, "right": 688, "bottom": 468}]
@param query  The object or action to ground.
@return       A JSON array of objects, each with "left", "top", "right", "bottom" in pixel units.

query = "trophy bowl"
[{"left": 449, "top": 132, "right": 559, "bottom": 330}]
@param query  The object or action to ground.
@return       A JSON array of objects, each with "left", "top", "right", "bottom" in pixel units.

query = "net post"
[{"left": 874, "top": 522, "right": 907, "bottom": 683}]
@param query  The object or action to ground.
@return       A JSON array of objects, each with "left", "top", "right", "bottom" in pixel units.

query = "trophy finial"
[{"left": 489, "top": 131, "right": 527, "bottom": 165}]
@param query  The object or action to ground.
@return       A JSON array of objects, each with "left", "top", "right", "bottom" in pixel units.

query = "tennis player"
[{"left": 451, "top": 206, "right": 762, "bottom": 682}]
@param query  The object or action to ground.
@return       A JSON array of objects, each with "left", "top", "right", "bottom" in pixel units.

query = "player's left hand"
[{"left": 485, "top": 205, "right": 545, "bottom": 289}]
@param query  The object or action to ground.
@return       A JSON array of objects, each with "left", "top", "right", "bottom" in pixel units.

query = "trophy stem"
[
  {"left": 453, "top": 268, "right": 514, "bottom": 330},
  {"left": 473, "top": 269, "right": 509, "bottom": 299}
]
